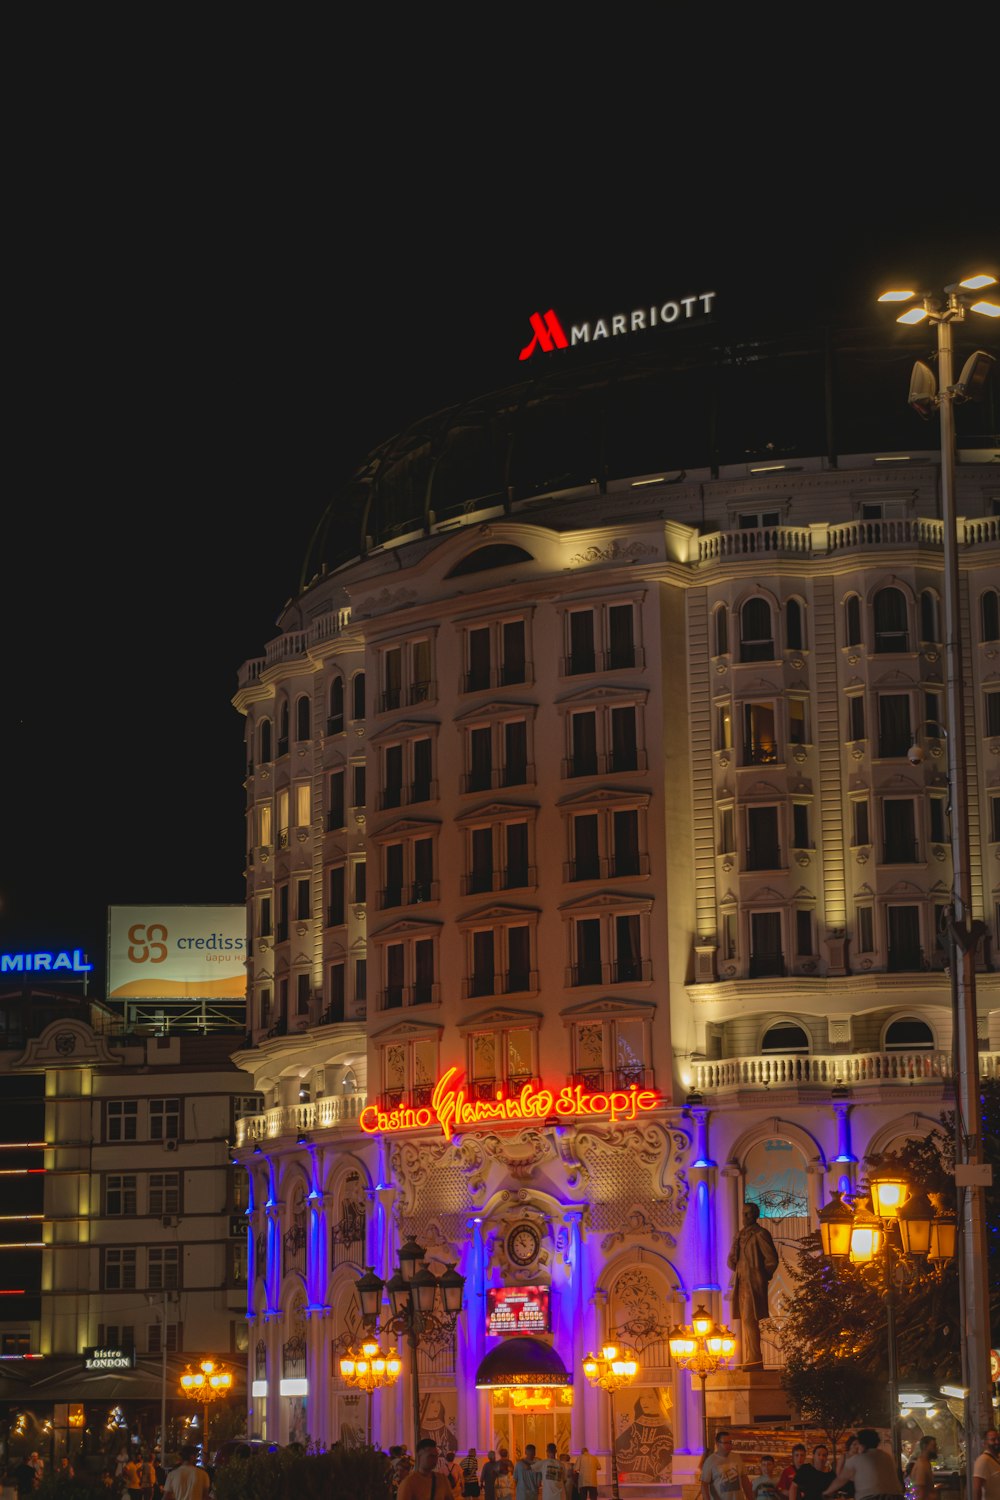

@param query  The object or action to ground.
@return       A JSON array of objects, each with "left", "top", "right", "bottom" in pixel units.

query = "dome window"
[
  {"left": 884, "top": 1018, "right": 934, "bottom": 1049},
  {"left": 761, "top": 1022, "right": 809, "bottom": 1053},
  {"left": 446, "top": 543, "right": 534, "bottom": 578}
]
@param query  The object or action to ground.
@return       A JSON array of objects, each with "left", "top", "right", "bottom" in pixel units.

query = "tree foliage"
[
  {"left": 211, "top": 1444, "right": 393, "bottom": 1500},
  {"left": 780, "top": 1356, "right": 886, "bottom": 1455}
]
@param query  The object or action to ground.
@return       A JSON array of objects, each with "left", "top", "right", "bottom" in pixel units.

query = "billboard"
[
  {"left": 486, "top": 1286, "right": 551, "bottom": 1337},
  {"left": 107, "top": 906, "right": 247, "bottom": 1001}
]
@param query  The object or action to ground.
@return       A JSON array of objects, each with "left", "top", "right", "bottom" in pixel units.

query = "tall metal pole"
[
  {"left": 160, "top": 1294, "right": 167, "bottom": 1464},
  {"left": 608, "top": 1388, "right": 621, "bottom": 1500},
  {"left": 699, "top": 1373, "right": 709, "bottom": 1457},
  {"left": 884, "top": 1240, "right": 899, "bottom": 1469},
  {"left": 408, "top": 1326, "right": 421, "bottom": 1456},
  {"left": 935, "top": 304, "right": 992, "bottom": 1474}
]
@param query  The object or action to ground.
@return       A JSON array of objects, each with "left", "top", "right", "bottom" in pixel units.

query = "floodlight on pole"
[{"left": 877, "top": 271, "right": 996, "bottom": 1487}]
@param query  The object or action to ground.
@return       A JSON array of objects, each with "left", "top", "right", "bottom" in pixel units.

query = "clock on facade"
[{"left": 507, "top": 1224, "right": 541, "bottom": 1267}]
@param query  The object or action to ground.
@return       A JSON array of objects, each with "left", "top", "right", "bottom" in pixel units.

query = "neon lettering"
[
  {"left": 523, "top": 292, "right": 718, "bottom": 358},
  {"left": 0, "top": 950, "right": 93, "bottom": 973},
  {"left": 361, "top": 1067, "right": 660, "bottom": 1139}
]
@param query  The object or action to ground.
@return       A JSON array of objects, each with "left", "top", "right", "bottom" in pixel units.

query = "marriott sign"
[{"left": 519, "top": 291, "right": 717, "bottom": 361}]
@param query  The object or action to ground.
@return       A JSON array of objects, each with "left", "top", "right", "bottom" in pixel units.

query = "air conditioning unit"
[
  {"left": 163, "top": 1138, "right": 179, "bottom": 1152},
  {"left": 161, "top": 1215, "right": 176, "bottom": 1229}
]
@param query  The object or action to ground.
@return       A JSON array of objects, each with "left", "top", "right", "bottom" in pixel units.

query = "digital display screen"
[{"left": 486, "top": 1286, "right": 550, "bottom": 1336}]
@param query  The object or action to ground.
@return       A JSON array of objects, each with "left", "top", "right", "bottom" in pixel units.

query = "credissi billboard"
[{"left": 107, "top": 906, "right": 247, "bottom": 1001}]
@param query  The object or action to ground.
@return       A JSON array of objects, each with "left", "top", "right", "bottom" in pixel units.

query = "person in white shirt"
[
  {"left": 973, "top": 1430, "right": 1000, "bottom": 1500},
  {"left": 539, "top": 1443, "right": 567, "bottom": 1500},
  {"left": 162, "top": 1446, "right": 210, "bottom": 1500}
]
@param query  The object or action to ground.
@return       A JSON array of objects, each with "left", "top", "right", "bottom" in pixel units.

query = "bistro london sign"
[
  {"left": 360, "top": 1066, "right": 660, "bottom": 1141},
  {"left": 83, "top": 1347, "right": 136, "bottom": 1370}
]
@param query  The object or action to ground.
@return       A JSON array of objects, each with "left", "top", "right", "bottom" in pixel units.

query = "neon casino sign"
[{"left": 360, "top": 1066, "right": 660, "bottom": 1141}]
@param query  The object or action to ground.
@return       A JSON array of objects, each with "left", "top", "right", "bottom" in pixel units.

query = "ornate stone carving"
[
  {"left": 601, "top": 1203, "right": 677, "bottom": 1252},
  {"left": 569, "top": 540, "right": 656, "bottom": 567},
  {"left": 354, "top": 587, "right": 419, "bottom": 617},
  {"left": 475, "top": 1129, "right": 554, "bottom": 1180}
]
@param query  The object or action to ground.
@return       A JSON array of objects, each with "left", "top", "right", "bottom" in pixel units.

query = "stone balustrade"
[
  {"left": 235, "top": 1091, "right": 367, "bottom": 1145},
  {"left": 693, "top": 1050, "right": 1000, "bottom": 1092}
]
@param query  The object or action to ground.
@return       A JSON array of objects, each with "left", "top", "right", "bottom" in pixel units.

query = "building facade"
[
  {"left": 0, "top": 993, "right": 256, "bottom": 1467},
  {"left": 231, "top": 329, "right": 1000, "bottom": 1484}
]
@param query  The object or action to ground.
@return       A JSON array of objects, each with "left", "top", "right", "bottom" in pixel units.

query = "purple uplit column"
[
  {"left": 688, "top": 1107, "right": 719, "bottom": 1451},
  {"left": 832, "top": 1098, "right": 856, "bottom": 1198},
  {"left": 564, "top": 1208, "right": 587, "bottom": 1453},
  {"left": 460, "top": 1220, "right": 486, "bottom": 1447},
  {"left": 591, "top": 1287, "right": 609, "bottom": 1458}
]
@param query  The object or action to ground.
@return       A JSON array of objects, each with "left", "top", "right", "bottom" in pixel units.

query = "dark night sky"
[{"left": 2, "top": 74, "right": 996, "bottom": 985}]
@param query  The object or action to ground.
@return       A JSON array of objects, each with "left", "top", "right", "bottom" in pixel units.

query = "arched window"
[
  {"left": 446, "top": 543, "right": 534, "bottom": 577},
  {"left": 919, "top": 590, "right": 940, "bottom": 644},
  {"left": 278, "top": 700, "right": 290, "bottom": 753},
  {"left": 740, "top": 598, "right": 774, "bottom": 662},
  {"left": 873, "top": 586, "right": 909, "bottom": 653},
  {"left": 352, "top": 672, "right": 366, "bottom": 720},
  {"left": 714, "top": 606, "right": 729, "bottom": 657},
  {"left": 761, "top": 1022, "right": 810, "bottom": 1053},
  {"left": 884, "top": 1017, "right": 934, "bottom": 1049},
  {"left": 328, "top": 677, "right": 345, "bottom": 734},
  {"left": 981, "top": 589, "right": 1000, "bottom": 644},
  {"left": 785, "top": 598, "right": 804, "bottom": 651},
  {"left": 295, "top": 695, "right": 311, "bottom": 741},
  {"left": 259, "top": 718, "right": 273, "bottom": 763},
  {"left": 844, "top": 595, "right": 862, "bottom": 646}
]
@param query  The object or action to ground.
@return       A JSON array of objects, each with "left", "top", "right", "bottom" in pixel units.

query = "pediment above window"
[
  {"left": 369, "top": 916, "right": 443, "bottom": 942},
  {"left": 557, "top": 786, "right": 651, "bottom": 810},
  {"left": 558, "top": 889, "right": 653, "bottom": 914},
  {"left": 556, "top": 684, "right": 649, "bottom": 710},
  {"left": 454, "top": 699, "right": 537, "bottom": 724},
  {"left": 457, "top": 902, "right": 540, "bottom": 929},
  {"left": 458, "top": 1005, "right": 544, "bottom": 1033},
  {"left": 559, "top": 997, "right": 656, "bottom": 1020},
  {"left": 455, "top": 800, "right": 539, "bottom": 828},
  {"left": 369, "top": 816, "right": 442, "bottom": 843},
  {"left": 367, "top": 718, "right": 441, "bottom": 745},
  {"left": 369, "top": 1018, "right": 444, "bottom": 1043}
]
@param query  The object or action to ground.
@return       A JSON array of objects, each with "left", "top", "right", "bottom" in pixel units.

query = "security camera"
[{"left": 907, "top": 742, "right": 926, "bottom": 766}]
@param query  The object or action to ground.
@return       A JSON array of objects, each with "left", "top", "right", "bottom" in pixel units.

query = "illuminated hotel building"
[{"left": 231, "top": 309, "right": 999, "bottom": 1483}]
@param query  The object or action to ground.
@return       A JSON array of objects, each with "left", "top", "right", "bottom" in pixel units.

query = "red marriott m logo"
[{"left": 519, "top": 309, "right": 569, "bottom": 362}]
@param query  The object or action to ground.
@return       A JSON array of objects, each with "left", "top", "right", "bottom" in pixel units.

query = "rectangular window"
[
  {"left": 105, "top": 1175, "right": 137, "bottom": 1216},
  {"left": 413, "top": 838, "right": 434, "bottom": 901},
  {"left": 383, "top": 744, "right": 404, "bottom": 808},
  {"left": 103, "top": 1249, "right": 137, "bottom": 1291},
  {"left": 411, "top": 737, "right": 433, "bottom": 802},
  {"left": 924, "top": 690, "right": 943, "bottom": 733},
  {"left": 383, "top": 844, "right": 403, "bottom": 908},
  {"left": 295, "top": 783, "right": 310, "bottom": 827},
  {"left": 504, "top": 822, "right": 529, "bottom": 888},
  {"left": 506, "top": 926, "right": 531, "bottom": 992},
  {"left": 148, "top": 1248, "right": 180, "bottom": 1291},
  {"left": 929, "top": 798, "right": 947, "bottom": 844},
  {"left": 855, "top": 905, "right": 874, "bottom": 953},
  {"left": 354, "top": 958, "right": 367, "bottom": 1002},
  {"left": 887, "top": 904, "right": 922, "bottom": 970},
  {"left": 792, "top": 803, "right": 810, "bottom": 848},
  {"left": 149, "top": 1099, "right": 179, "bottom": 1142},
  {"left": 749, "top": 911, "right": 784, "bottom": 977},
  {"left": 470, "top": 827, "right": 494, "bottom": 894},
  {"left": 328, "top": 866, "right": 346, "bottom": 926},
  {"left": 353, "top": 860, "right": 366, "bottom": 904},
  {"left": 259, "top": 987, "right": 271, "bottom": 1029},
  {"left": 878, "top": 694, "right": 912, "bottom": 758},
  {"left": 572, "top": 814, "right": 600, "bottom": 881},
  {"left": 296, "top": 973, "right": 310, "bottom": 1015},
  {"left": 148, "top": 1173, "right": 180, "bottom": 1216},
  {"left": 148, "top": 1322, "right": 181, "bottom": 1355},
  {"left": 277, "top": 789, "right": 290, "bottom": 840},
  {"left": 848, "top": 695, "right": 866, "bottom": 740},
  {"left": 788, "top": 699, "right": 808, "bottom": 745},
  {"left": 614, "top": 913, "right": 642, "bottom": 982},
  {"left": 743, "top": 702, "right": 778, "bottom": 764},
  {"left": 607, "top": 604, "right": 635, "bottom": 669},
  {"left": 351, "top": 763, "right": 366, "bottom": 808},
  {"left": 411, "top": 639, "right": 432, "bottom": 702},
  {"left": 883, "top": 799, "right": 917, "bottom": 863},
  {"left": 277, "top": 883, "right": 289, "bottom": 941},
  {"left": 717, "top": 704, "right": 733, "bottom": 750},
  {"left": 107, "top": 1102, "right": 138, "bottom": 1142},
  {"left": 721, "top": 911, "right": 737, "bottom": 961},
  {"left": 385, "top": 945, "right": 405, "bottom": 1009},
  {"left": 413, "top": 939, "right": 435, "bottom": 1005},
  {"left": 747, "top": 806, "right": 781, "bottom": 870},
  {"left": 469, "top": 727, "right": 492, "bottom": 792},
  {"left": 260, "top": 895, "right": 273, "bottom": 937},
  {"left": 328, "top": 771, "right": 345, "bottom": 829},
  {"left": 328, "top": 962, "right": 345, "bottom": 1021},
  {"left": 383, "top": 646, "right": 402, "bottom": 711},
  {"left": 467, "top": 627, "right": 491, "bottom": 692},
  {"left": 296, "top": 878, "right": 310, "bottom": 921},
  {"left": 568, "top": 610, "right": 596, "bottom": 675},
  {"left": 986, "top": 691, "right": 1000, "bottom": 737},
  {"left": 852, "top": 798, "right": 870, "bottom": 846},
  {"left": 719, "top": 806, "right": 735, "bottom": 854},
  {"left": 991, "top": 795, "right": 1000, "bottom": 843},
  {"left": 612, "top": 809, "right": 640, "bottom": 877},
  {"left": 609, "top": 706, "right": 638, "bottom": 772},
  {"left": 574, "top": 918, "right": 603, "bottom": 986},
  {"left": 502, "top": 720, "right": 528, "bottom": 786},
  {"left": 571, "top": 712, "right": 599, "bottom": 776},
  {"left": 501, "top": 619, "right": 527, "bottom": 685},
  {"left": 471, "top": 930, "right": 496, "bottom": 997},
  {"left": 795, "top": 909, "right": 813, "bottom": 956},
  {"left": 259, "top": 803, "right": 273, "bottom": 847}
]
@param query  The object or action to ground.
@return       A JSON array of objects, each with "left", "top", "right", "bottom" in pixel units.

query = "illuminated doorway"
[{"left": 488, "top": 1387, "right": 573, "bottom": 1459}]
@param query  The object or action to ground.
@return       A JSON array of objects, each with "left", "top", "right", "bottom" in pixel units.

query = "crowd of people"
[
  {"left": 390, "top": 1439, "right": 600, "bottom": 1500},
  {"left": 699, "top": 1427, "right": 1000, "bottom": 1500},
  {"left": 2, "top": 1443, "right": 209, "bottom": 1498}
]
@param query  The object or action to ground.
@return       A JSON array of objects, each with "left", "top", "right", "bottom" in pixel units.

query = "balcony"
[
  {"left": 565, "top": 854, "right": 649, "bottom": 882},
  {"left": 572, "top": 1068, "right": 655, "bottom": 1092},
  {"left": 462, "top": 765, "right": 536, "bottom": 794},
  {"left": 743, "top": 741, "right": 780, "bottom": 766},
  {"left": 748, "top": 952, "right": 785, "bottom": 978},
  {"left": 690, "top": 1049, "right": 1000, "bottom": 1094},
  {"left": 882, "top": 843, "right": 921, "bottom": 865},
  {"left": 234, "top": 1091, "right": 368, "bottom": 1145},
  {"left": 568, "top": 959, "right": 651, "bottom": 987},
  {"left": 470, "top": 1074, "right": 538, "bottom": 1100},
  {"left": 378, "top": 882, "right": 439, "bottom": 910},
  {"left": 377, "top": 984, "right": 440, "bottom": 1011}
]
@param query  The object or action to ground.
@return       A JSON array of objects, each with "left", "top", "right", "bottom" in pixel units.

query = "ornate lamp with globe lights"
[
  {"left": 818, "top": 1177, "right": 955, "bottom": 1468},
  {"left": 339, "top": 1338, "right": 402, "bottom": 1445},
  {"left": 354, "top": 1238, "right": 466, "bottom": 1450},
  {"left": 582, "top": 1343, "right": 639, "bottom": 1500},
  {"left": 179, "top": 1357, "right": 233, "bottom": 1459},
  {"left": 668, "top": 1306, "right": 737, "bottom": 1457}
]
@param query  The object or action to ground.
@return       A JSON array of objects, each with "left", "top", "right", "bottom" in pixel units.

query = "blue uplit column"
[
  {"left": 306, "top": 1150, "right": 329, "bottom": 1447},
  {"left": 687, "top": 1105, "right": 718, "bottom": 1455},
  {"left": 564, "top": 1208, "right": 587, "bottom": 1453},
  {"left": 831, "top": 1096, "right": 856, "bottom": 1198},
  {"left": 460, "top": 1219, "right": 486, "bottom": 1447}
]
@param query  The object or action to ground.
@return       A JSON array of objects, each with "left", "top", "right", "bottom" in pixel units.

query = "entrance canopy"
[{"left": 475, "top": 1337, "right": 571, "bottom": 1389}]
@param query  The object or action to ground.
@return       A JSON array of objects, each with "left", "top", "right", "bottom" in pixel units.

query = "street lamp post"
[
  {"left": 878, "top": 272, "right": 997, "bottom": 1463},
  {"left": 338, "top": 1338, "right": 402, "bottom": 1445},
  {"left": 355, "top": 1239, "right": 466, "bottom": 1451},
  {"left": 179, "top": 1357, "right": 233, "bottom": 1461},
  {"left": 818, "top": 1178, "right": 956, "bottom": 1468},
  {"left": 582, "top": 1344, "right": 638, "bottom": 1500},
  {"left": 668, "top": 1307, "right": 737, "bottom": 1458}
]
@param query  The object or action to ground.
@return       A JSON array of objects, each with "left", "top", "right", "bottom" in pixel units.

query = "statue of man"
[{"left": 727, "top": 1201, "right": 779, "bottom": 1368}]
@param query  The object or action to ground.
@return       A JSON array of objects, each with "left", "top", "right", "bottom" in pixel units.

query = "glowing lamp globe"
[
  {"left": 691, "top": 1306, "right": 712, "bottom": 1338},
  {"left": 869, "top": 1176, "right": 908, "bottom": 1219}
]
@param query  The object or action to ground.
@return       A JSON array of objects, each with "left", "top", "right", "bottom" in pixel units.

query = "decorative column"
[
  {"left": 688, "top": 1107, "right": 719, "bottom": 1300},
  {"left": 831, "top": 1096, "right": 856, "bottom": 1199},
  {"left": 719, "top": 1165, "right": 743, "bottom": 1363},
  {"left": 565, "top": 1208, "right": 587, "bottom": 1453},
  {"left": 459, "top": 1218, "right": 486, "bottom": 1448},
  {"left": 590, "top": 1288, "right": 610, "bottom": 1460}
]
